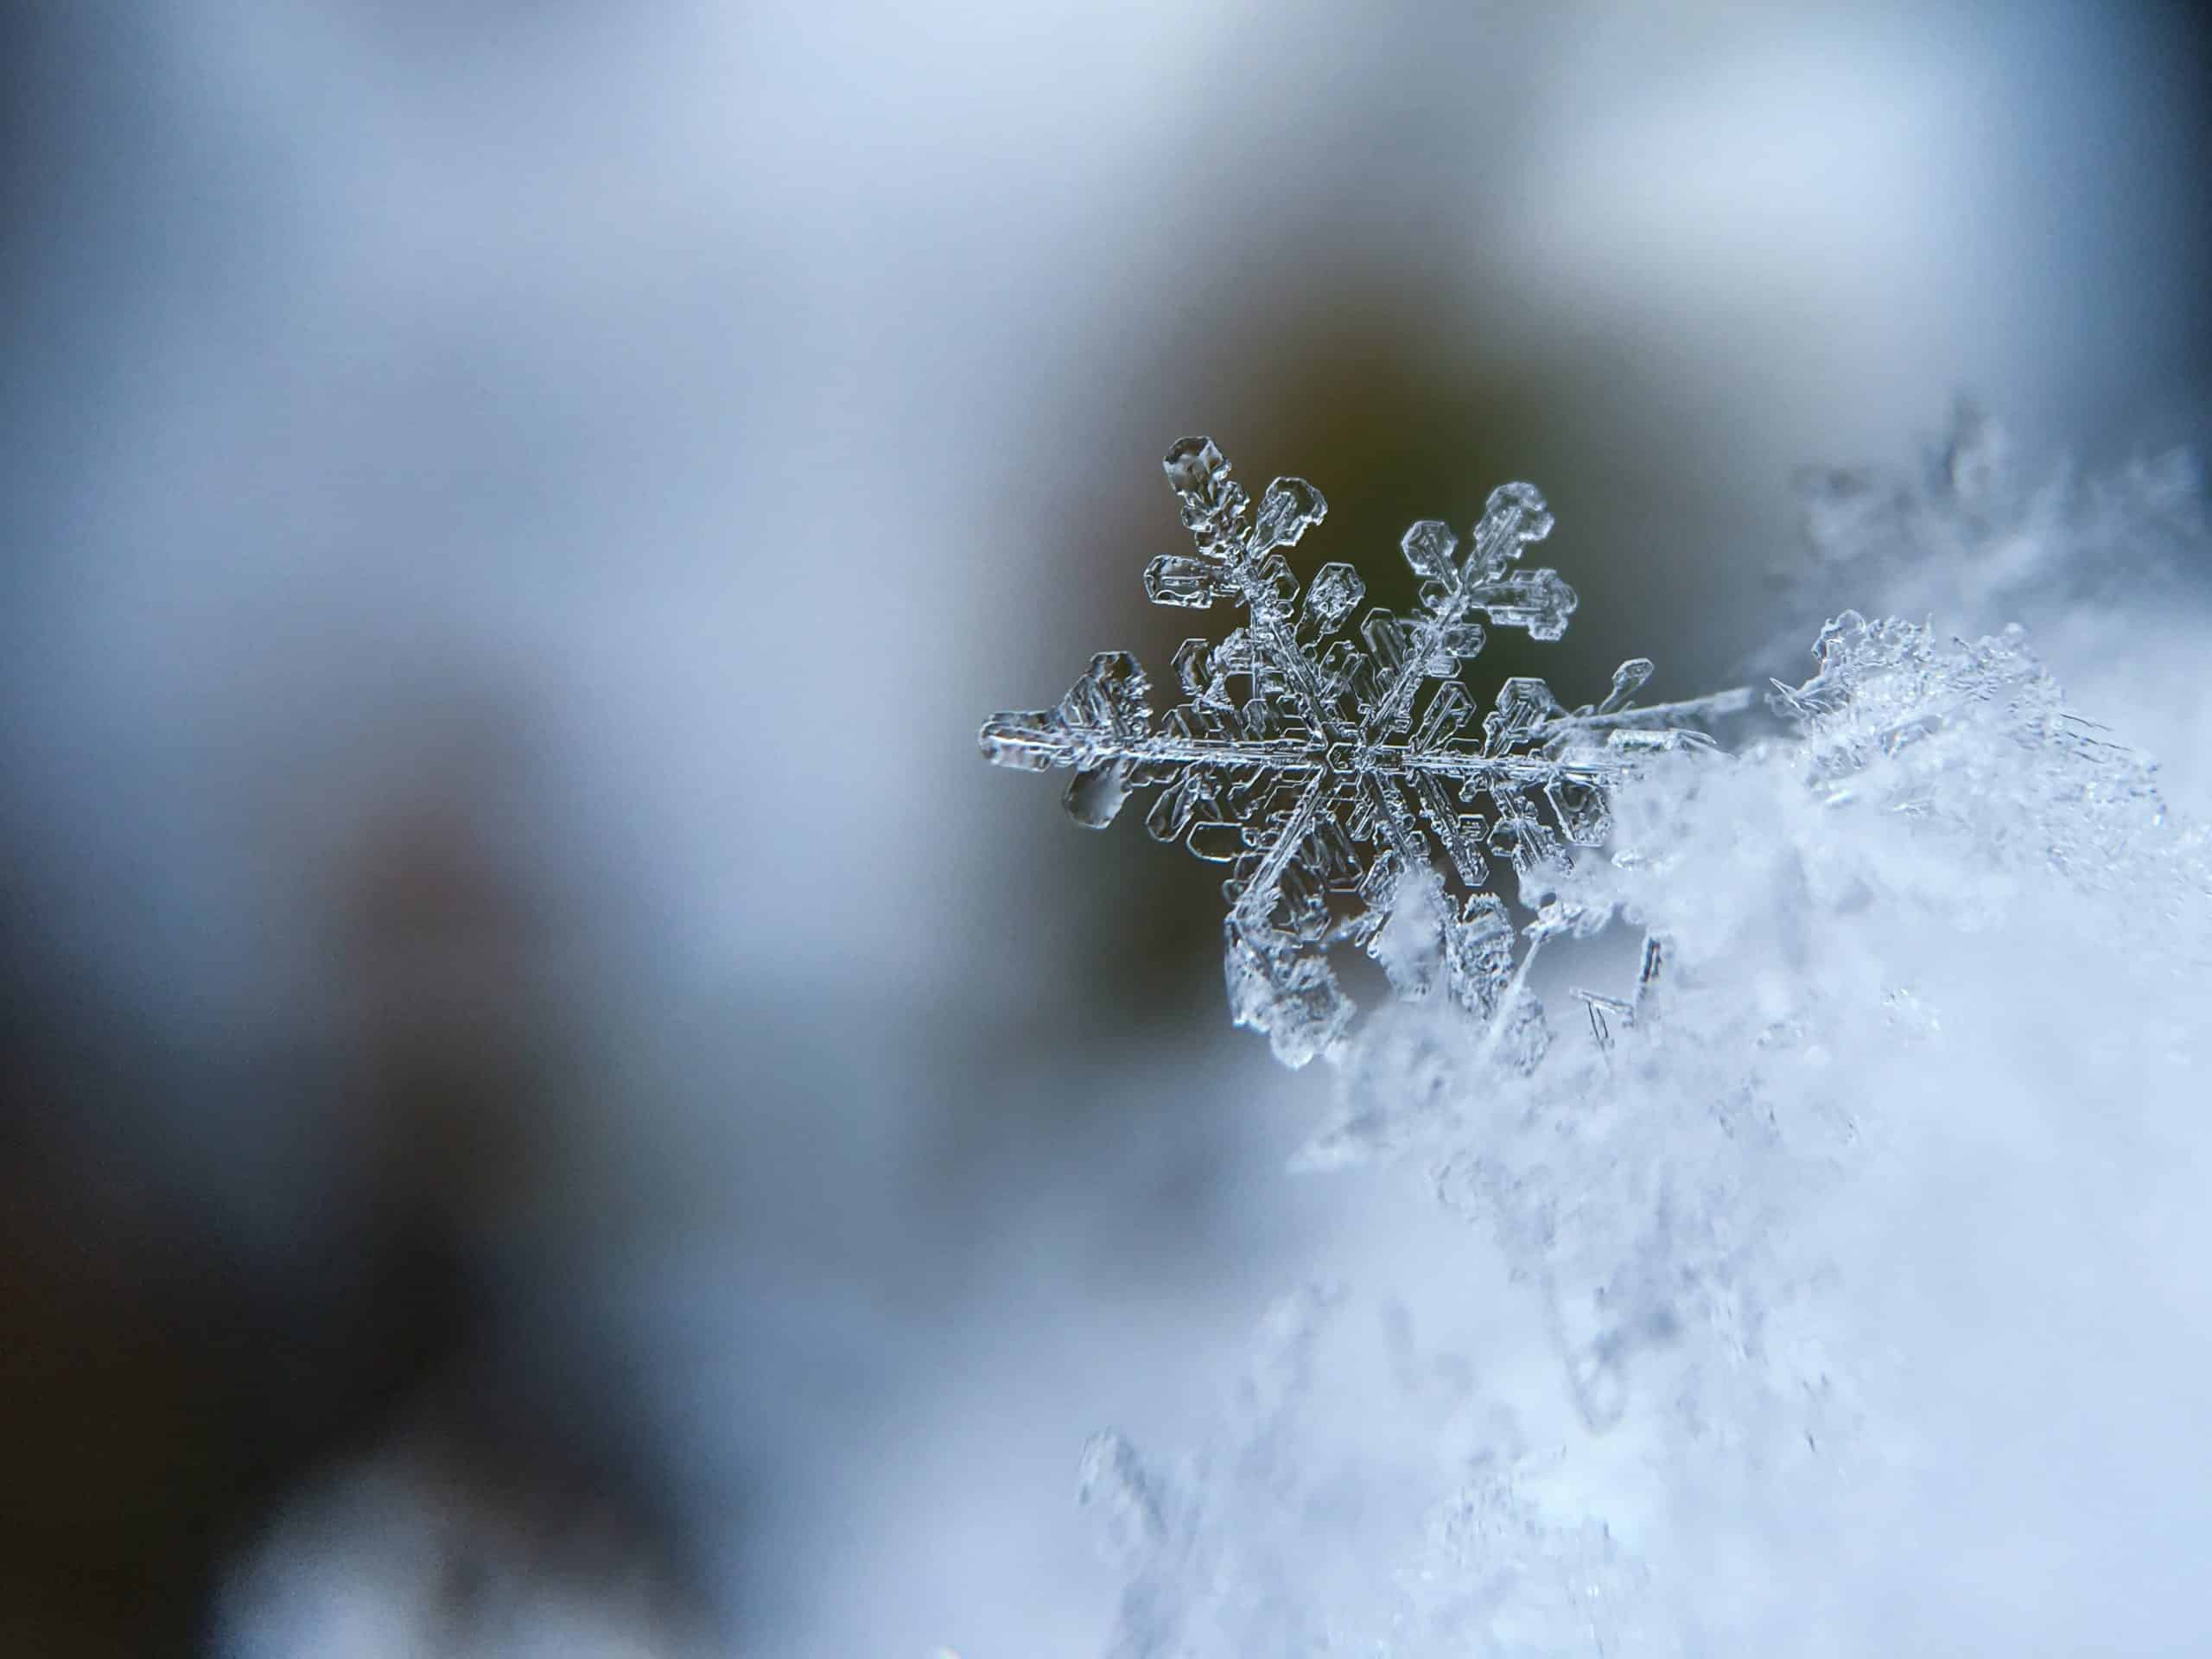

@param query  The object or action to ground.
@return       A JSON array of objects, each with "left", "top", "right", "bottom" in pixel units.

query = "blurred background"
[{"left": 3, "top": 3, "right": 2207, "bottom": 1653}]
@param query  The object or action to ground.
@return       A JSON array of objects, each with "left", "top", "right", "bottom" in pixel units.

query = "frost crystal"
[{"left": 981, "top": 438, "right": 1748, "bottom": 1065}]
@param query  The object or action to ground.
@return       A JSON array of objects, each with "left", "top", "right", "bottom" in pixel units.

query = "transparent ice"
[{"left": 980, "top": 437, "right": 1750, "bottom": 1066}]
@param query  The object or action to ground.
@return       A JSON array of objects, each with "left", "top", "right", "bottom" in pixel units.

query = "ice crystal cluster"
[
  {"left": 980, "top": 438, "right": 1745, "bottom": 1066},
  {"left": 1785, "top": 404, "right": 2212, "bottom": 817},
  {"left": 983, "top": 426, "right": 2212, "bottom": 1653},
  {"left": 1077, "top": 609, "right": 2209, "bottom": 1656}
]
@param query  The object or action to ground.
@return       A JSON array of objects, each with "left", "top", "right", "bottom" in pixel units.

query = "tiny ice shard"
[{"left": 980, "top": 438, "right": 1745, "bottom": 1066}]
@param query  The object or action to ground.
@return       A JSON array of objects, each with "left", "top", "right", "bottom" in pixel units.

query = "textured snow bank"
[{"left": 1083, "top": 431, "right": 2212, "bottom": 1656}]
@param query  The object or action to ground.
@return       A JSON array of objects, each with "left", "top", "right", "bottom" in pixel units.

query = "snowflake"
[{"left": 980, "top": 437, "right": 1749, "bottom": 1066}]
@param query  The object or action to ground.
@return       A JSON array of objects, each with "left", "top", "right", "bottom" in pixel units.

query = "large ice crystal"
[{"left": 980, "top": 438, "right": 1748, "bottom": 1065}]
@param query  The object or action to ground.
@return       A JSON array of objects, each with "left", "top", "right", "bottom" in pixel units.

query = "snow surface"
[{"left": 1063, "top": 421, "right": 2212, "bottom": 1655}]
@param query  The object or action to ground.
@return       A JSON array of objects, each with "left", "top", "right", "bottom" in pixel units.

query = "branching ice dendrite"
[{"left": 981, "top": 437, "right": 1749, "bottom": 1065}]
